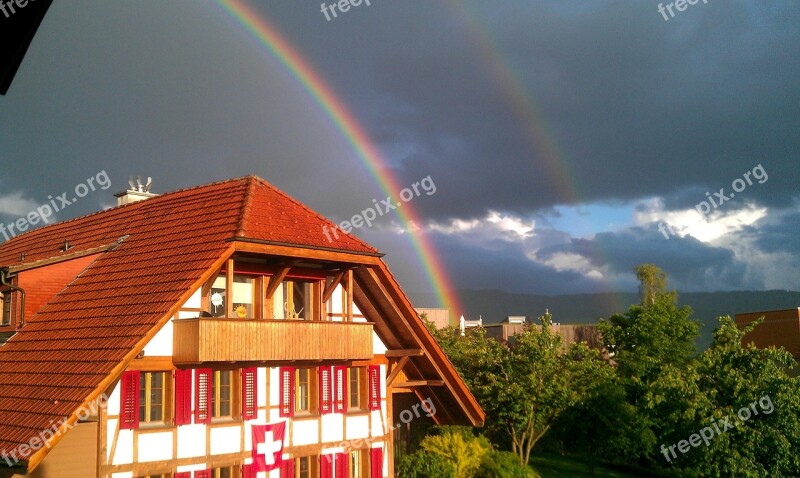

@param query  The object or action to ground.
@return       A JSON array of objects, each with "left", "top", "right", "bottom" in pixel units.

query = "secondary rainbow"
[{"left": 216, "top": 0, "right": 463, "bottom": 316}]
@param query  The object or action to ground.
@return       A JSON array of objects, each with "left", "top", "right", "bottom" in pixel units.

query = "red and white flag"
[{"left": 252, "top": 421, "right": 287, "bottom": 472}]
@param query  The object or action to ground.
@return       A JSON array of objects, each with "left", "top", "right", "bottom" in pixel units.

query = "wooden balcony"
[{"left": 172, "top": 318, "right": 374, "bottom": 364}]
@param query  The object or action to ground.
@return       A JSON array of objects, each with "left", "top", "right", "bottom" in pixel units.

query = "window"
[
  {"left": 211, "top": 466, "right": 236, "bottom": 478},
  {"left": 281, "top": 280, "right": 311, "bottom": 320},
  {"left": 212, "top": 370, "right": 233, "bottom": 418},
  {"left": 1, "top": 291, "right": 11, "bottom": 327},
  {"left": 232, "top": 274, "right": 255, "bottom": 318},
  {"left": 349, "top": 450, "right": 366, "bottom": 478},
  {"left": 295, "top": 368, "right": 311, "bottom": 413},
  {"left": 297, "top": 456, "right": 315, "bottom": 478},
  {"left": 348, "top": 368, "right": 362, "bottom": 410},
  {"left": 139, "top": 372, "right": 168, "bottom": 424}
]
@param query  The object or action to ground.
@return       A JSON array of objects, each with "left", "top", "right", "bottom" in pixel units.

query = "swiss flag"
[{"left": 252, "top": 422, "right": 287, "bottom": 472}]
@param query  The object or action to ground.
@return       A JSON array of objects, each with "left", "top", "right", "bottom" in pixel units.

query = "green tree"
[
  {"left": 432, "top": 313, "right": 612, "bottom": 465},
  {"left": 634, "top": 263, "right": 676, "bottom": 306}
]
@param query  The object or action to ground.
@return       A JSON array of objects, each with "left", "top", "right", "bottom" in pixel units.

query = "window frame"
[
  {"left": 211, "top": 369, "right": 237, "bottom": 419},
  {"left": 0, "top": 290, "right": 11, "bottom": 327},
  {"left": 138, "top": 371, "right": 170, "bottom": 425},
  {"left": 348, "top": 367, "right": 363, "bottom": 411}
]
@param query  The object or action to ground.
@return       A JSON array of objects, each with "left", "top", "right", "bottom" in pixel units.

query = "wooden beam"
[
  {"left": 385, "top": 349, "right": 424, "bottom": 358},
  {"left": 386, "top": 356, "right": 410, "bottom": 386},
  {"left": 265, "top": 266, "right": 291, "bottom": 300},
  {"left": 345, "top": 269, "right": 353, "bottom": 322},
  {"left": 322, "top": 270, "right": 345, "bottom": 303},
  {"left": 393, "top": 380, "right": 445, "bottom": 387},
  {"left": 232, "top": 240, "right": 383, "bottom": 265}
]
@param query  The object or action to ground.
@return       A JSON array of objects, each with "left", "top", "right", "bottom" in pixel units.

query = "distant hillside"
[{"left": 409, "top": 289, "right": 800, "bottom": 348}]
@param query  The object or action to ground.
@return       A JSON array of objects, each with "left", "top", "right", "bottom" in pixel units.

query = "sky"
[{"left": 0, "top": 1, "right": 798, "bottom": 306}]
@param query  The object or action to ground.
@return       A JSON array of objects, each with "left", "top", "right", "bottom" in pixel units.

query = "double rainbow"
[{"left": 216, "top": 0, "right": 463, "bottom": 317}]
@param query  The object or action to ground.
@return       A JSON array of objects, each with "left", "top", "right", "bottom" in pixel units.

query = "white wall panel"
[
  {"left": 292, "top": 419, "right": 319, "bottom": 446},
  {"left": 176, "top": 424, "right": 206, "bottom": 459},
  {"left": 210, "top": 425, "right": 241, "bottom": 455},
  {"left": 137, "top": 431, "right": 173, "bottom": 462}
]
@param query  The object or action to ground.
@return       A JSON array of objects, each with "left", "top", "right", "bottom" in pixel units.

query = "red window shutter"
[
  {"left": 320, "top": 454, "right": 333, "bottom": 478},
  {"left": 279, "top": 367, "right": 295, "bottom": 417},
  {"left": 335, "top": 452, "right": 349, "bottom": 478},
  {"left": 194, "top": 368, "right": 212, "bottom": 424},
  {"left": 241, "top": 463, "right": 254, "bottom": 478},
  {"left": 333, "top": 366, "right": 347, "bottom": 413},
  {"left": 194, "top": 470, "right": 211, "bottom": 478},
  {"left": 241, "top": 367, "right": 258, "bottom": 420},
  {"left": 174, "top": 369, "right": 192, "bottom": 426},
  {"left": 368, "top": 365, "right": 381, "bottom": 411},
  {"left": 319, "top": 367, "right": 332, "bottom": 414},
  {"left": 174, "top": 473, "right": 191, "bottom": 478},
  {"left": 280, "top": 457, "right": 295, "bottom": 478},
  {"left": 119, "top": 371, "right": 140, "bottom": 430},
  {"left": 370, "top": 447, "right": 383, "bottom": 478}
]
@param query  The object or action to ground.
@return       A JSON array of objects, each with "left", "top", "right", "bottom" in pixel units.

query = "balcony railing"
[{"left": 172, "top": 318, "right": 374, "bottom": 363}]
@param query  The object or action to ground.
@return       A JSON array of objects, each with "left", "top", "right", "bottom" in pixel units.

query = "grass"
[{"left": 530, "top": 453, "right": 647, "bottom": 478}]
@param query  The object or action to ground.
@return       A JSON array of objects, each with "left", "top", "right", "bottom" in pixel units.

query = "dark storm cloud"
[
  {"left": 0, "top": 1, "right": 796, "bottom": 296},
  {"left": 265, "top": 0, "right": 800, "bottom": 221}
]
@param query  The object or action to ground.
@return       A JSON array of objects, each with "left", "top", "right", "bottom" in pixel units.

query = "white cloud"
[
  {"left": 539, "top": 252, "right": 604, "bottom": 280},
  {"left": 633, "top": 197, "right": 767, "bottom": 243},
  {"left": 0, "top": 192, "right": 38, "bottom": 217}
]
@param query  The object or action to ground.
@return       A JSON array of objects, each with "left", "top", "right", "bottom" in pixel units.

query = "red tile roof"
[{"left": 0, "top": 176, "right": 379, "bottom": 457}]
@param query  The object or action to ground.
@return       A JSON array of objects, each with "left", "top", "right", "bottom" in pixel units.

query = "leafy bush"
[
  {"left": 476, "top": 450, "right": 537, "bottom": 478},
  {"left": 420, "top": 428, "right": 492, "bottom": 478},
  {"left": 396, "top": 451, "right": 453, "bottom": 478}
]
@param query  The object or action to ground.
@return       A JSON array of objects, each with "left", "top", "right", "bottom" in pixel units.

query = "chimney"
[{"left": 115, "top": 176, "right": 157, "bottom": 206}]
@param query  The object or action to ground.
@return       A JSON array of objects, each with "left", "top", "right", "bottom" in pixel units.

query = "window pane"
[
  {"left": 150, "top": 372, "right": 164, "bottom": 422},
  {"left": 296, "top": 369, "right": 309, "bottom": 412},
  {"left": 232, "top": 274, "right": 255, "bottom": 318},
  {"left": 138, "top": 375, "right": 146, "bottom": 422},
  {"left": 350, "top": 450, "right": 361, "bottom": 478},
  {"left": 214, "top": 370, "right": 233, "bottom": 417},
  {"left": 1, "top": 292, "right": 12, "bottom": 326},
  {"left": 349, "top": 368, "right": 360, "bottom": 409},
  {"left": 209, "top": 275, "right": 227, "bottom": 317},
  {"left": 299, "top": 457, "right": 310, "bottom": 478},
  {"left": 282, "top": 280, "right": 311, "bottom": 320}
]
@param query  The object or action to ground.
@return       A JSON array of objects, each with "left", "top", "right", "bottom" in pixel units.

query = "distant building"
[
  {"left": 415, "top": 308, "right": 451, "bottom": 329},
  {"left": 735, "top": 308, "right": 800, "bottom": 359},
  {"left": 483, "top": 317, "right": 603, "bottom": 353}
]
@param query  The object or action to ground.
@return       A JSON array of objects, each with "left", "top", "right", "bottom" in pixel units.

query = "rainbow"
[
  {"left": 216, "top": 0, "right": 464, "bottom": 317},
  {"left": 442, "top": 1, "right": 632, "bottom": 315}
]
